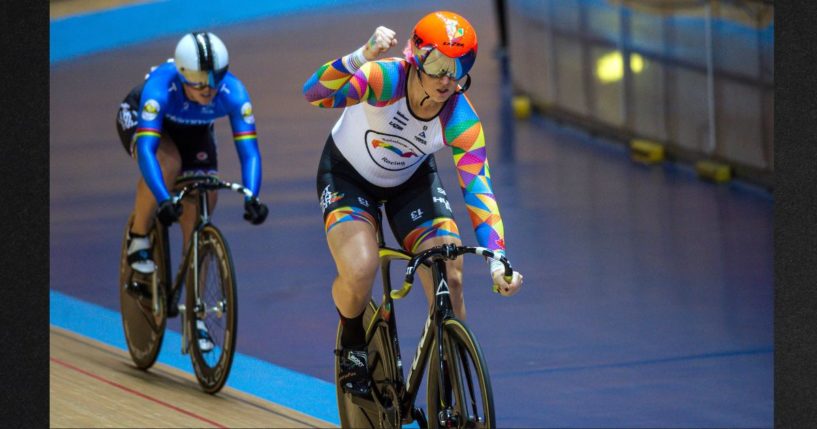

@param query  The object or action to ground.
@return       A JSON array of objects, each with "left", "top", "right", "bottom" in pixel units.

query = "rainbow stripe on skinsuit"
[
  {"left": 303, "top": 56, "right": 407, "bottom": 108},
  {"left": 403, "top": 218, "right": 461, "bottom": 253},
  {"left": 325, "top": 206, "right": 377, "bottom": 234},
  {"left": 134, "top": 127, "right": 161, "bottom": 139},
  {"left": 233, "top": 131, "right": 257, "bottom": 141},
  {"left": 439, "top": 95, "right": 506, "bottom": 253}
]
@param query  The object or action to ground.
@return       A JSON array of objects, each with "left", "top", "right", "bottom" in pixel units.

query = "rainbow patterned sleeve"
[
  {"left": 302, "top": 55, "right": 406, "bottom": 108},
  {"left": 440, "top": 94, "right": 506, "bottom": 255}
]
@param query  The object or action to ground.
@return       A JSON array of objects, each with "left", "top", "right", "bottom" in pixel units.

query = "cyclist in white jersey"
[{"left": 303, "top": 11, "right": 524, "bottom": 397}]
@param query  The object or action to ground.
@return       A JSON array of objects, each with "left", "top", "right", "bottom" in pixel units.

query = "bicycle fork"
[{"left": 431, "top": 259, "right": 462, "bottom": 428}]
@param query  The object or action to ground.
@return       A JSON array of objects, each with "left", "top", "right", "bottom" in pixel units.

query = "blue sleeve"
[
  {"left": 134, "top": 78, "right": 171, "bottom": 202},
  {"left": 225, "top": 78, "right": 262, "bottom": 198}
]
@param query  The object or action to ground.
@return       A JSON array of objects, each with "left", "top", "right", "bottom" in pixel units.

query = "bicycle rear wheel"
[
  {"left": 186, "top": 224, "right": 237, "bottom": 394},
  {"left": 118, "top": 214, "right": 168, "bottom": 370},
  {"left": 335, "top": 301, "right": 403, "bottom": 428},
  {"left": 427, "top": 319, "right": 495, "bottom": 429}
]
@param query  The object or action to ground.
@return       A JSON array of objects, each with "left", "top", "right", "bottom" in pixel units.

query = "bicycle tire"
[
  {"left": 336, "top": 301, "right": 402, "bottom": 428},
  {"left": 118, "top": 214, "right": 168, "bottom": 370},
  {"left": 427, "top": 319, "right": 495, "bottom": 429},
  {"left": 186, "top": 224, "right": 237, "bottom": 394}
]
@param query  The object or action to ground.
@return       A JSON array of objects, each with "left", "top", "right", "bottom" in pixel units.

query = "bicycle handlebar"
[
  {"left": 171, "top": 176, "right": 256, "bottom": 204},
  {"left": 391, "top": 244, "right": 513, "bottom": 299}
]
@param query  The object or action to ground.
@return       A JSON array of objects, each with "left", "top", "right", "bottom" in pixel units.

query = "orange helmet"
[{"left": 407, "top": 11, "right": 478, "bottom": 80}]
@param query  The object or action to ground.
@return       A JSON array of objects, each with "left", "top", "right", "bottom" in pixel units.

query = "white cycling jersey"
[{"left": 331, "top": 97, "right": 445, "bottom": 188}]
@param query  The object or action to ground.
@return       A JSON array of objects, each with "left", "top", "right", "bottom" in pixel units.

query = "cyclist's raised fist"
[
  {"left": 492, "top": 270, "right": 523, "bottom": 297},
  {"left": 156, "top": 199, "right": 182, "bottom": 226},
  {"left": 362, "top": 26, "right": 398, "bottom": 61}
]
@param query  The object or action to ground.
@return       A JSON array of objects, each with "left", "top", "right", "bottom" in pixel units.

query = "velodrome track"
[{"left": 50, "top": 1, "right": 774, "bottom": 427}]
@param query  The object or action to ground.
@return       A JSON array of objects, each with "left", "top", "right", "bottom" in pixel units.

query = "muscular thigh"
[{"left": 317, "top": 136, "right": 381, "bottom": 233}]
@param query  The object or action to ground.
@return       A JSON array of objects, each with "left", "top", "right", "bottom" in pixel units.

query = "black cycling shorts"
[
  {"left": 316, "top": 135, "right": 460, "bottom": 252},
  {"left": 115, "top": 83, "right": 218, "bottom": 176}
]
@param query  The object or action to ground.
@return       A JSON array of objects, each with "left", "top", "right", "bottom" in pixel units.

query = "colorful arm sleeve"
[
  {"left": 302, "top": 52, "right": 405, "bottom": 108},
  {"left": 441, "top": 95, "right": 507, "bottom": 262}
]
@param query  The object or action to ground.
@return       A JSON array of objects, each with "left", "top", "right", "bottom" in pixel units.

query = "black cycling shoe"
[{"left": 336, "top": 347, "right": 371, "bottom": 397}]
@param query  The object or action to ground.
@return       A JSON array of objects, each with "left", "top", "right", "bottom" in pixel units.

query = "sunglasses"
[{"left": 183, "top": 81, "right": 213, "bottom": 90}]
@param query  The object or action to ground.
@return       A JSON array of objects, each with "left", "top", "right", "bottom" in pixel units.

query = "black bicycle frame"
[
  {"left": 361, "top": 213, "right": 459, "bottom": 419},
  {"left": 157, "top": 185, "right": 214, "bottom": 342}
]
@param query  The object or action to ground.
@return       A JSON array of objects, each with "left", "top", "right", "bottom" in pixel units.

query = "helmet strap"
[
  {"left": 456, "top": 74, "right": 472, "bottom": 94},
  {"left": 414, "top": 66, "right": 432, "bottom": 106}
]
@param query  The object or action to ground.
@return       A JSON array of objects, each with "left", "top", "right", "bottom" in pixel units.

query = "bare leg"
[
  {"left": 178, "top": 190, "right": 218, "bottom": 254},
  {"left": 327, "top": 221, "right": 380, "bottom": 319},
  {"left": 415, "top": 236, "right": 466, "bottom": 320},
  {"left": 131, "top": 136, "right": 181, "bottom": 235}
]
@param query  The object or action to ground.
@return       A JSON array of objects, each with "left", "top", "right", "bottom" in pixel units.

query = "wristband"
[
  {"left": 488, "top": 249, "right": 507, "bottom": 276},
  {"left": 342, "top": 46, "right": 368, "bottom": 73}
]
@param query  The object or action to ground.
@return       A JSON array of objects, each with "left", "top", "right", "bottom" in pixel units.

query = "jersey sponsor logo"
[
  {"left": 141, "top": 99, "right": 160, "bottom": 121},
  {"left": 118, "top": 103, "right": 137, "bottom": 130},
  {"left": 365, "top": 130, "right": 426, "bottom": 171},
  {"left": 196, "top": 151, "right": 208, "bottom": 161},
  {"left": 241, "top": 102, "right": 255, "bottom": 124},
  {"left": 410, "top": 208, "right": 424, "bottom": 221},
  {"left": 433, "top": 196, "right": 452, "bottom": 212},
  {"left": 319, "top": 185, "right": 345, "bottom": 212},
  {"left": 373, "top": 139, "right": 417, "bottom": 158},
  {"left": 164, "top": 114, "right": 213, "bottom": 126}
]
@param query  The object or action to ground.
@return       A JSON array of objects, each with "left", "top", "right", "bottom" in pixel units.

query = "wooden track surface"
[
  {"left": 50, "top": 0, "right": 146, "bottom": 19},
  {"left": 50, "top": 326, "right": 335, "bottom": 428}
]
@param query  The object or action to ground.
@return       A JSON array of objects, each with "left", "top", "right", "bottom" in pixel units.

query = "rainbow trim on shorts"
[
  {"left": 233, "top": 131, "right": 257, "bottom": 141},
  {"left": 403, "top": 218, "right": 461, "bottom": 253},
  {"left": 324, "top": 206, "right": 377, "bottom": 233}
]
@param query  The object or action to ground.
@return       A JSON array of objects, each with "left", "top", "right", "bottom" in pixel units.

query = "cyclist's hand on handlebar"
[
  {"left": 492, "top": 270, "right": 523, "bottom": 297},
  {"left": 156, "top": 199, "right": 182, "bottom": 226},
  {"left": 243, "top": 198, "right": 268, "bottom": 225},
  {"left": 362, "top": 26, "right": 397, "bottom": 61}
]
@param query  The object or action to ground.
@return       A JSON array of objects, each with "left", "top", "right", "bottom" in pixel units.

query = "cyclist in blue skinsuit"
[{"left": 116, "top": 32, "right": 268, "bottom": 348}]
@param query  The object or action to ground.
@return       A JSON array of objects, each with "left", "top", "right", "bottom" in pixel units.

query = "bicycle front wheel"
[
  {"left": 186, "top": 224, "right": 237, "bottom": 394},
  {"left": 118, "top": 214, "right": 168, "bottom": 370},
  {"left": 427, "top": 319, "right": 495, "bottom": 429}
]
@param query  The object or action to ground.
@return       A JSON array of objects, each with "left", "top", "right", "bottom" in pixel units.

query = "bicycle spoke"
[
  {"left": 187, "top": 225, "right": 237, "bottom": 394},
  {"left": 458, "top": 344, "right": 481, "bottom": 423},
  {"left": 428, "top": 319, "right": 494, "bottom": 428}
]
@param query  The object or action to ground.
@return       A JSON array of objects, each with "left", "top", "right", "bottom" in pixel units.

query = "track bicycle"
[
  {"left": 118, "top": 175, "right": 256, "bottom": 394},
  {"left": 335, "top": 210, "right": 513, "bottom": 428}
]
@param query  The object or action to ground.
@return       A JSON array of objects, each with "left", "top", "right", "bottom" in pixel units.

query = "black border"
[
  {"left": 1, "top": 1, "right": 49, "bottom": 427},
  {"left": 775, "top": 1, "right": 817, "bottom": 427},
  {"left": 22, "top": 1, "right": 817, "bottom": 427}
]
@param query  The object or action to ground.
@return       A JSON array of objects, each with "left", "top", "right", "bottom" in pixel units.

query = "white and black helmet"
[{"left": 174, "top": 32, "right": 229, "bottom": 88}]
